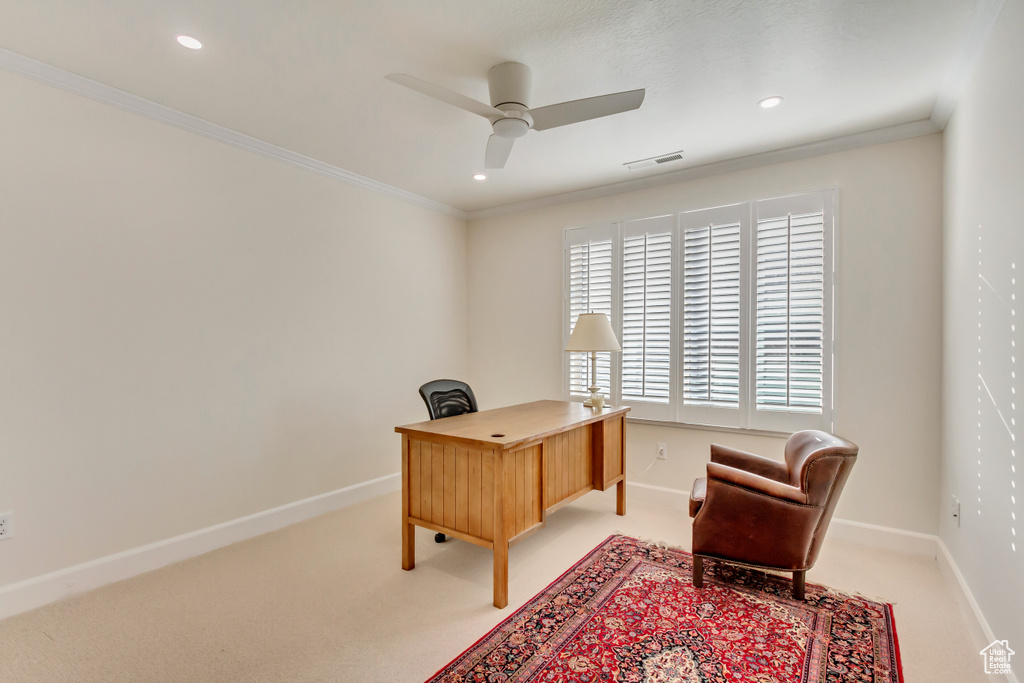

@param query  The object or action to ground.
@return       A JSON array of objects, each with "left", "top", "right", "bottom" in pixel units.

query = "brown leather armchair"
[{"left": 688, "top": 430, "right": 858, "bottom": 600}]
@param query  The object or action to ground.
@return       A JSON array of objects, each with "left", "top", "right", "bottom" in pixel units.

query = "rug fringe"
[
  {"left": 613, "top": 532, "right": 686, "bottom": 552},
  {"left": 615, "top": 533, "right": 896, "bottom": 604}
]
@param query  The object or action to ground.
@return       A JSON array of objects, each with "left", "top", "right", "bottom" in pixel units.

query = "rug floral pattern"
[{"left": 427, "top": 535, "right": 901, "bottom": 683}]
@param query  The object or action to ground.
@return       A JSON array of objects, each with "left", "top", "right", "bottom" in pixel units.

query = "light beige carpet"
[{"left": 0, "top": 489, "right": 990, "bottom": 682}]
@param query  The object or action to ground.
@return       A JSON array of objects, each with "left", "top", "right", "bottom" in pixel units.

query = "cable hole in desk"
[{"left": 491, "top": 433, "right": 505, "bottom": 437}]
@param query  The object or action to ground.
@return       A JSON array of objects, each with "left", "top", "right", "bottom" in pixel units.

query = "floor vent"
[{"left": 624, "top": 150, "right": 685, "bottom": 170}]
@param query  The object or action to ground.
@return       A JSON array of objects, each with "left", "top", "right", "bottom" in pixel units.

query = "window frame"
[
  {"left": 620, "top": 215, "right": 676, "bottom": 421},
  {"left": 561, "top": 189, "right": 836, "bottom": 433},
  {"left": 562, "top": 223, "right": 618, "bottom": 403},
  {"left": 677, "top": 202, "right": 752, "bottom": 428},
  {"left": 748, "top": 191, "right": 835, "bottom": 433}
]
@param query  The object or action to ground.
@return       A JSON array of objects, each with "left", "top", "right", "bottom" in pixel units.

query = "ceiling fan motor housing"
[{"left": 488, "top": 62, "right": 531, "bottom": 109}]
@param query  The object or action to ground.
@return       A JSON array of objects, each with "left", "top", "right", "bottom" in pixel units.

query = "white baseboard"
[
  {"left": 0, "top": 473, "right": 401, "bottom": 621},
  {"left": 626, "top": 479, "right": 1018, "bottom": 682},
  {"left": 935, "top": 538, "right": 1019, "bottom": 683},
  {"left": 624, "top": 481, "right": 692, "bottom": 510},
  {"left": 826, "top": 517, "right": 940, "bottom": 557},
  {"left": 628, "top": 481, "right": 940, "bottom": 555}
]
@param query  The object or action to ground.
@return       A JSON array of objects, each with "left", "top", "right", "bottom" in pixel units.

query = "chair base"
[{"left": 691, "top": 555, "right": 807, "bottom": 601}]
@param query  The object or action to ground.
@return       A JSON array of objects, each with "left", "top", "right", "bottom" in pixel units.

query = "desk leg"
[
  {"left": 493, "top": 541, "right": 509, "bottom": 608},
  {"left": 402, "top": 520, "right": 415, "bottom": 570},
  {"left": 493, "top": 449, "right": 509, "bottom": 608},
  {"left": 401, "top": 435, "right": 415, "bottom": 570},
  {"left": 616, "top": 417, "right": 626, "bottom": 516}
]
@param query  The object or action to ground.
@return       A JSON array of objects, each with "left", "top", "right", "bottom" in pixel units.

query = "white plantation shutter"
[
  {"left": 752, "top": 192, "right": 833, "bottom": 431},
  {"left": 682, "top": 220, "right": 741, "bottom": 405},
  {"left": 566, "top": 230, "right": 614, "bottom": 397},
  {"left": 621, "top": 216, "right": 673, "bottom": 407},
  {"left": 678, "top": 204, "right": 748, "bottom": 427}
]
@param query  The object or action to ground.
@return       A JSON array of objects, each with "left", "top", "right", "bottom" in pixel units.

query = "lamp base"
[{"left": 584, "top": 387, "right": 605, "bottom": 409}]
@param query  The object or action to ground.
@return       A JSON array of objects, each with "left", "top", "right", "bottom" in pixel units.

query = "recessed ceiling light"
[
  {"left": 759, "top": 96, "right": 783, "bottom": 109},
  {"left": 473, "top": 174, "right": 487, "bottom": 181},
  {"left": 176, "top": 35, "right": 202, "bottom": 50}
]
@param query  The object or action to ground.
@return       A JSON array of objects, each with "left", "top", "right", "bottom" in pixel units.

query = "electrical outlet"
[
  {"left": 656, "top": 443, "right": 667, "bottom": 460},
  {"left": 951, "top": 497, "right": 960, "bottom": 527},
  {"left": 0, "top": 512, "right": 12, "bottom": 540}
]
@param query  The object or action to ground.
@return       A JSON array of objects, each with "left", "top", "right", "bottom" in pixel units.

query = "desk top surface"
[{"left": 395, "top": 399, "right": 629, "bottom": 451}]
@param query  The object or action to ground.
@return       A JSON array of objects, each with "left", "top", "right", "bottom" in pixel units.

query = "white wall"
[
  {"left": 468, "top": 134, "right": 944, "bottom": 534},
  {"left": 0, "top": 70, "right": 467, "bottom": 587},
  {"left": 942, "top": 0, "right": 1024, "bottom": 658}
]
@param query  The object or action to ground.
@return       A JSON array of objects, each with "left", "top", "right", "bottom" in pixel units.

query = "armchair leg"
[
  {"left": 692, "top": 555, "right": 703, "bottom": 588},
  {"left": 792, "top": 570, "right": 806, "bottom": 600}
]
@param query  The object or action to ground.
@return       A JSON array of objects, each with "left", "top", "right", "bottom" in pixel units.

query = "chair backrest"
[
  {"left": 783, "top": 430, "right": 859, "bottom": 565},
  {"left": 418, "top": 379, "right": 479, "bottom": 420}
]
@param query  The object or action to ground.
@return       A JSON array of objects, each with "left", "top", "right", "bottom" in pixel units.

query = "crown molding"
[
  {"left": 1, "top": 35, "right": 981, "bottom": 226},
  {"left": 930, "top": 0, "right": 1006, "bottom": 129},
  {"left": 0, "top": 47, "right": 467, "bottom": 221},
  {"left": 465, "top": 119, "right": 941, "bottom": 222}
]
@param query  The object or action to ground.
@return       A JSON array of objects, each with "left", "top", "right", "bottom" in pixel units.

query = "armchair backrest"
[{"left": 783, "top": 430, "right": 859, "bottom": 565}]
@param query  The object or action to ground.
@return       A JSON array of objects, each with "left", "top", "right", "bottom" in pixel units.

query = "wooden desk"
[{"left": 395, "top": 400, "right": 629, "bottom": 608}]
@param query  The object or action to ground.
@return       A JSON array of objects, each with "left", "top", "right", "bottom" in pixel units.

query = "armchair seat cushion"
[{"left": 689, "top": 477, "right": 707, "bottom": 518}]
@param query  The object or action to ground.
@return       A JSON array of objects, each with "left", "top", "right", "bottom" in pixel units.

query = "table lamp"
[{"left": 565, "top": 312, "right": 621, "bottom": 408}]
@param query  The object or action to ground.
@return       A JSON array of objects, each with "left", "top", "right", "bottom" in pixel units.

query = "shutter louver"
[
  {"left": 755, "top": 211, "right": 825, "bottom": 413},
  {"left": 622, "top": 231, "right": 671, "bottom": 402},
  {"left": 568, "top": 239, "right": 613, "bottom": 396},
  {"left": 682, "top": 221, "right": 741, "bottom": 407}
]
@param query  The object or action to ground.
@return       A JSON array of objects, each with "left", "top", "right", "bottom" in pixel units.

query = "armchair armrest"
[
  {"left": 710, "top": 443, "right": 790, "bottom": 484},
  {"left": 707, "top": 462, "right": 807, "bottom": 505}
]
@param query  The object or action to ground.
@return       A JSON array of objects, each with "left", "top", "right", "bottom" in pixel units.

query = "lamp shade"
[{"left": 565, "top": 313, "right": 621, "bottom": 352}]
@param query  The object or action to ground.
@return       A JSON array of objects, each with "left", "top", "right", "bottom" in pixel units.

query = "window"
[
  {"left": 621, "top": 216, "right": 673, "bottom": 406},
  {"left": 563, "top": 190, "right": 834, "bottom": 432},
  {"left": 678, "top": 204, "right": 747, "bottom": 428},
  {"left": 565, "top": 225, "right": 614, "bottom": 398},
  {"left": 750, "top": 193, "right": 832, "bottom": 431}
]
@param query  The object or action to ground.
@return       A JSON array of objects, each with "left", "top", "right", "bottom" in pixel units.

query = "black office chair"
[
  {"left": 418, "top": 379, "right": 479, "bottom": 542},
  {"left": 419, "top": 379, "right": 479, "bottom": 420}
]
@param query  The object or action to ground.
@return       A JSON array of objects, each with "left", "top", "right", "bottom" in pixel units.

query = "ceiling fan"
[{"left": 386, "top": 62, "right": 645, "bottom": 169}]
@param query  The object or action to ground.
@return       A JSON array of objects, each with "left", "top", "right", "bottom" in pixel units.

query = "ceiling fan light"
[
  {"left": 492, "top": 117, "right": 530, "bottom": 139},
  {"left": 759, "top": 96, "right": 783, "bottom": 109}
]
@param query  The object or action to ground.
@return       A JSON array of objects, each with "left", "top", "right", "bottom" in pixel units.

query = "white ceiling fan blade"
[
  {"left": 528, "top": 89, "right": 646, "bottom": 131},
  {"left": 386, "top": 74, "right": 505, "bottom": 121},
  {"left": 485, "top": 134, "right": 515, "bottom": 169}
]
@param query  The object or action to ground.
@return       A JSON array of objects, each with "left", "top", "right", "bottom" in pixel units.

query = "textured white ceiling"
[{"left": 0, "top": 0, "right": 984, "bottom": 213}]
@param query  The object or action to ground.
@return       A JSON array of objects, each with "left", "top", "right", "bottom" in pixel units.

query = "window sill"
[{"left": 624, "top": 416, "right": 790, "bottom": 438}]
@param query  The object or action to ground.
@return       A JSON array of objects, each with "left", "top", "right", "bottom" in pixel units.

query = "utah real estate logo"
[{"left": 980, "top": 640, "right": 1015, "bottom": 675}]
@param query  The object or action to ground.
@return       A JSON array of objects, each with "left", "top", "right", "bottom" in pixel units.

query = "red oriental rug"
[{"left": 427, "top": 535, "right": 903, "bottom": 682}]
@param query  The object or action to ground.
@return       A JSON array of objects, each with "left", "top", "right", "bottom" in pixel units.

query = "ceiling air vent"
[{"left": 624, "top": 150, "right": 685, "bottom": 171}]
